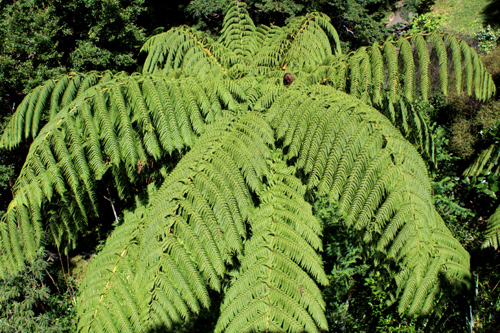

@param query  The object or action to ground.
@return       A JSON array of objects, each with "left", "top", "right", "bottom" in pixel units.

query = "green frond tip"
[
  {"left": 141, "top": 26, "right": 228, "bottom": 78},
  {"left": 463, "top": 144, "right": 500, "bottom": 249},
  {"left": 219, "top": 1, "right": 257, "bottom": 59},
  {"left": 216, "top": 155, "right": 328, "bottom": 333}
]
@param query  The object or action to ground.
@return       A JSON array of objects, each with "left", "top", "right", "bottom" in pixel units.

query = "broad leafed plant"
[{"left": 0, "top": 2, "right": 496, "bottom": 332}]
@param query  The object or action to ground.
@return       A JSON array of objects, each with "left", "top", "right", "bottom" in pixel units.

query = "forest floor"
[{"left": 433, "top": 0, "right": 496, "bottom": 35}]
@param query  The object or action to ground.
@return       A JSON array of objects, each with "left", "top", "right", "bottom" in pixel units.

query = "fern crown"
[{"left": 0, "top": 1, "right": 495, "bottom": 332}]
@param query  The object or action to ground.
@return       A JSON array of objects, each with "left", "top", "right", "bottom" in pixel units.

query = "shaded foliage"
[{"left": 0, "top": 253, "right": 76, "bottom": 332}]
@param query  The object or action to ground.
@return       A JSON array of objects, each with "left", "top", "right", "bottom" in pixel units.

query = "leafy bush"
[
  {"left": 0, "top": 254, "right": 76, "bottom": 332},
  {"left": 476, "top": 25, "right": 500, "bottom": 54},
  {"left": 408, "top": 12, "right": 443, "bottom": 35}
]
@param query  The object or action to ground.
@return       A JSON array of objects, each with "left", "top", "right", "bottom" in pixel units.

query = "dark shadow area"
[{"left": 482, "top": 0, "right": 500, "bottom": 28}]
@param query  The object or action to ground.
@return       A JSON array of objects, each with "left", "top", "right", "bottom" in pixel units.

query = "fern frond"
[
  {"left": 0, "top": 71, "right": 116, "bottom": 149},
  {"left": 0, "top": 76, "right": 242, "bottom": 276},
  {"left": 464, "top": 143, "right": 500, "bottom": 178},
  {"left": 316, "top": 34, "right": 495, "bottom": 106},
  {"left": 141, "top": 27, "right": 227, "bottom": 78},
  {"left": 446, "top": 35, "right": 463, "bottom": 95},
  {"left": 281, "top": 12, "right": 341, "bottom": 71},
  {"left": 429, "top": 33, "right": 449, "bottom": 96},
  {"left": 77, "top": 209, "right": 145, "bottom": 333},
  {"left": 78, "top": 113, "right": 273, "bottom": 332},
  {"left": 384, "top": 39, "right": 399, "bottom": 103},
  {"left": 140, "top": 5, "right": 342, "bottom": 81},
  {"left": 464, "top": 143, "right": 500, "bottom": 249},
  {"left": 298, "top": 33, "right": 494, "bottom": 163},
  {"left": 482, "top": 204, "right": 500, "bottom": 249},
  {"left": 219, "top": 1, "right": 258, "bottom": 59},
  {"left": 267, "top": 86, "right": 470, "bottom": 316},
  {"left": 215, "top": 155, "right": 328, "bottom": 333},
  {"left": 370, "top": 42, "right": 384, "bottom": 106},
  {"left": 397, "top": 38, "right": 415, "bottom": 101}
]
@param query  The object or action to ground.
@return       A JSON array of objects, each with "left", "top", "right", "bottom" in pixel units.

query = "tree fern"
[{"left": 0, "top": 1, "right": 496, "bottom": 331}]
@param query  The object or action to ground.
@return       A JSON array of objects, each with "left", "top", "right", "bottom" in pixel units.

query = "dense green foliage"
[
  {"left": 0, "top": 0, "right": 499, "bottom": 331},
  {"left": 0, "top": 0, "right": 149, "bottom": 110},
  {"left": 0, "top": 254, "right": 76, "bottom": 332}
]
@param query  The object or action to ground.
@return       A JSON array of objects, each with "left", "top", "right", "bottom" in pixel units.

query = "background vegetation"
[{"left": 0, "top": 0, "right": 499, "bottom": 331}]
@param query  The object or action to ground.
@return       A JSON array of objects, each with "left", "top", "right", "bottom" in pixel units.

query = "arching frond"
[
  {"left": 141, "top": 27, "right": 229, "bottom": 78},
  {"left": 78, "top": 113, "right": 274, "bottom": 332},
  {"left": 322, "top": 33, "right": 495, "bottom": 103},
  {"left": 280, "top": 12, "right": 341, "bottom": 71},
  {"left": 296, "top": 33, "right": 495, "bottom": 163},
  {"left": 0, "top": 75, "right": 243, "bottom": 277},
  {"left": 267, "top": 86, "right": 470, "bottom": 316},
  {"left": 141, "top": 8, "right": 341, "bottom": 79},
  {"left": 219, "top": 1, "right": 258, "bottom": 58}
]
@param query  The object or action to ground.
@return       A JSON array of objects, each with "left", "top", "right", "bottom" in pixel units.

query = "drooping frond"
[
  {"left": 446, "top": 35, "right": 463, "bottom": 95},
  {"left": 317, "top": 33, "right": 496, "bottom": 103},
  {"left": 464, "top": 143, "right": 500, "bottom": 178},
  {"left": 0, "top": 75, "right": 244, "bottom": 277},
  {"left": 429, "top": 33, "right": 449, "bottom": 97},
  {"left": 296, "top": 33, "right": 495, "bottom": 163},
  {"left": 0, "top": 71, "right": 118, "bottom": 149},
  {"left": 397, "top": 38, "right": 415, "bottom": 102},
  {"left": 78, "top": 112, "right": 274, "bottom": 332},
  {"left": 379, "top": 96, "right": 435, "bottom": 162},
  {"left": 463, "top": 143, "right": 500, "bottom": 249},
  {"left": 216, "top": 153, "right": 328, "bottom": 333},
  {"left": 267, "top": 86, "right": 470, "bottom": 316},
  {"left": 482, "top": 205, "right": 500, "bottom": 249}
]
